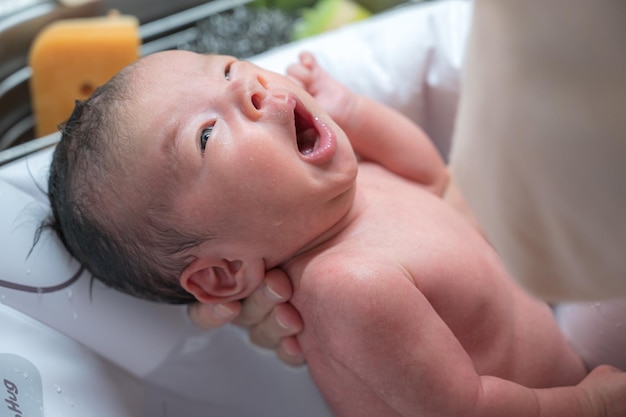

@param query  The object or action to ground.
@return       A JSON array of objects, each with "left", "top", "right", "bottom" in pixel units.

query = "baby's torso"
[{"left": 284, "top": 163, "right": 582, "bottom": 385}]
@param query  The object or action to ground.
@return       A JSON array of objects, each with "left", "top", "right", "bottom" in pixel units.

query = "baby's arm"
[
  {"left": 297, "top": 257, "right": 626, "bottom": 417},
  {"left": 287, "top": 52, "right": 448, "bottom": 195}
]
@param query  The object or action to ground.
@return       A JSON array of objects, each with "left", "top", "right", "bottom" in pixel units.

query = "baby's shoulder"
[
  {"left": 307, "top": 249, "right": 383, "bottom": 273},
  {"left": 301, "top": 248, "right": 414, "bottom": 291},
  {"left": 292, "top": 248, "right": 421, "bottom": 327}
]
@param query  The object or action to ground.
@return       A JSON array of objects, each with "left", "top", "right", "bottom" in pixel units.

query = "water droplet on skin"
[
  {"left": 72, "top": 311, "right": 78, "bottom": 320},
  {"left": 26, "top": 269, "right": 31, "bottom": 275},
  {"left": 67, "top": 289, "right": 73, "bottom": 299},
  {"left": 53, "top": 384, "right": 62, "bottom": 393},
  {"left": 22, "top": 372, "right": 29, "bottom": 378}
]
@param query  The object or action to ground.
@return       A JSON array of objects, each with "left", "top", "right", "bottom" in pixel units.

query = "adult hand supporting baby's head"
[{"left": 187, "top": 268, "right": 305, "bottom": 367}]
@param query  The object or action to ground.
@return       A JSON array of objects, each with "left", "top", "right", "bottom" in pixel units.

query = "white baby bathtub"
[{"left": 1, "top": 1, "right": 622, "bottom": 416}]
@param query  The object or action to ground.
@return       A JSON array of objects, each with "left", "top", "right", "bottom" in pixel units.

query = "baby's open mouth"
[
  {"left": 294, "top": 102, "right": 319, "bottom": 155},
  {"left": 290, "top": 96, "right": 335, "bottom": 164}
]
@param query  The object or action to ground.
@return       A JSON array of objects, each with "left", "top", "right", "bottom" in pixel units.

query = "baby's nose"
[{"left": 230, "top": 69, "right": 268, "bottom": 120}]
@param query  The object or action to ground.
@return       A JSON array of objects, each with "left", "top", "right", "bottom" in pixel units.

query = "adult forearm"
[{"left": 450, "top": 0, "right": 626, "bottom": 300}]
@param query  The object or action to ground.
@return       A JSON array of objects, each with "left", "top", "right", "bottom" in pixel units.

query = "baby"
[{"left": 47, "top": 50, "right": 626, "bottom": 416}]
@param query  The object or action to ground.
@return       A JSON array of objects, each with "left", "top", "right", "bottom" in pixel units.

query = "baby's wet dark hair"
[{"left": 45, "top": 64, "right": 205, "bottom": 304}]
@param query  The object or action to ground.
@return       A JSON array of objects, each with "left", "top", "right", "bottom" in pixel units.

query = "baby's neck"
[{"left": 283, "top": 187, "right": 365, "bottom": 266}]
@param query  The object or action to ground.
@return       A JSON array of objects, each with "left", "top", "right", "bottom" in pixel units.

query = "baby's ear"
[{"left": 180, "top": 256, "right": 264, "bottom": 303}]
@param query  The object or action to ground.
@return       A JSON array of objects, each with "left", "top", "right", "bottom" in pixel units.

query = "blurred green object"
[
  {"left": 292, "top": 0, "right": 372, "bottom": 40},
  {"left": 252, "top": 0, "right": 408, "bottom": 13},
  {"left": 252, "top": 0, "right": 316, "bottom": 11},
  {"left": 357, "top": 0, "right": 407, "bottom": 13}
]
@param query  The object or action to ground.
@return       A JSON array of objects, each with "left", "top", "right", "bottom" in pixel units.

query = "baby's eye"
[
  {"left": 200, "top": 126, "right": 213, "bottom": 155},
  {"left": 224, "top": 63, "right": 231, "bottom": 81}
]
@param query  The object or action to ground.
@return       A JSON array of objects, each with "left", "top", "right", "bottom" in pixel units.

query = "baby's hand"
[
  {"left": 287, "top": 51, "right": 356, "bottom": 128},
  {"left": 577, "top": 365, "right": 626, "bottom": 416}
]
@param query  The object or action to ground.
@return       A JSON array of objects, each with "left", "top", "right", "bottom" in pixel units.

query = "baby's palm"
[{"left": 287, "top": 52, "right": 354, "bottom": 128}]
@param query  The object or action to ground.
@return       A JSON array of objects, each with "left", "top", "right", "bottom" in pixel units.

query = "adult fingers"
[
  {"left": 233, "top": 268, "right": 293, "bottom": 327},
  {"left": 187, "top": 300, "right": 241, "bottom": 331},
  {"left": 276, "top": 336, "right": 306, "bottom": 367},
  {"left": 247, "top": 302, "right": 304, "bottom": 349}
]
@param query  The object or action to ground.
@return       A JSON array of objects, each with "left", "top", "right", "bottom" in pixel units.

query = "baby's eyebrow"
[{"left": 160, "top": 119, "right": 183, "bottom": 179}]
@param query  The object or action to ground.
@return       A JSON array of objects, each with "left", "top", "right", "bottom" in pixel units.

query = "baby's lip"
[{"left": 292, "top": 96, "right": 335, "bottom": 164}]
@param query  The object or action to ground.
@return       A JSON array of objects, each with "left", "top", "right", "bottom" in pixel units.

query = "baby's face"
[{"left": 125, "top": 51, "right": 358, "bottom": 265}]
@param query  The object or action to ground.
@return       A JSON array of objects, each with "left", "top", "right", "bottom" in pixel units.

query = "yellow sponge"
[{"left": 29, "top": 12, "right": 140, "bottom": 137}]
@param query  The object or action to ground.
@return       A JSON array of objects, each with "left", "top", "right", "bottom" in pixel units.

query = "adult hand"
[{"left": 188, "top": 268, "right": 305, "bottom": 366}]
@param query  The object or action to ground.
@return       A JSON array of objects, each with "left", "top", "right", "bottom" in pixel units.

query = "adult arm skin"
[{"left": 450, "top": 0, "right": 626, "bottom": 301}]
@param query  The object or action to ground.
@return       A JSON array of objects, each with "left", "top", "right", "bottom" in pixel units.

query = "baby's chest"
[
  {"left": 352, "top": 185, "right": 475, "bottom": 283},
  {"left": 352, "top": 187, "right": 509, "bottom": 325}
]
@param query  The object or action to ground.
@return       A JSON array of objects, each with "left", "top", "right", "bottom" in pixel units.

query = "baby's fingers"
[
  {"left": 295, "top": 51, "right": 316, "bottom": 68},
  {"left": 287, "top": 51, "right": 319, "bottom": 88},
  {"left": 579, "top": 365, "right": 626, "bottom": 416},
  {"left": 286, "top": 62, "right": 313, "bottom": 89}
]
